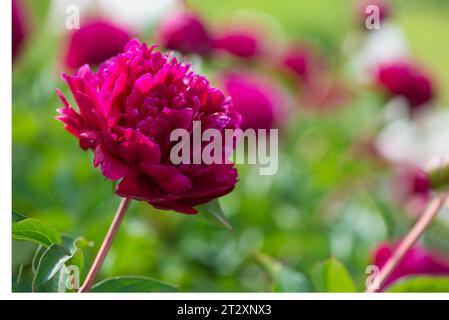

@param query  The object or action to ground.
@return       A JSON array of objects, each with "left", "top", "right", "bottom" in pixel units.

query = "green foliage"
[
  {"left": 12, "top": 212, "right": 85, "bottom": 292},
  {"left": 386, "top": 276, "right": 449, "bottom": 292},
  {"left": 91, "top": 276, "right": 178, "bottom": 292},
  {"left": 311, "top": 258, "right": 357, "bottom": 292},
  {"left": 32, "top": 244, "right": 71, "bottom": 292},
  {"left": 196, "top": 199, "right": 233, "bottom": 230},
  {"left": 13, "top": 218, "right": 62, "bottom": 247},
  {"left": 12, "top": 210, "right": 27, "bottom": 222},
  {"left": 257, "top": 254, "right": 312, "bottom": 292}
]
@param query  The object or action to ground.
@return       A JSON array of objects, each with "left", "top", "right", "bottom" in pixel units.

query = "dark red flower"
[
  {"left": 376, "top": 62, "right": 434, "bottom": 111},
  {"left": 213, "top": 31, "right": 260, "bottom": 59},
  {"left": 57, "top": 40, "right": 241, "bottom": 214},
  {"left": 65, "top": 20, "right": 131, "bottom": 69},
  {"left": 12, "top": 0, "right": 27, "bottom": 62},
  {"left": 158, "top": 12, "right": 213, "bottom": 56},
  {"left": 373, "top": 244, "right": 449, "bottom": 290}
]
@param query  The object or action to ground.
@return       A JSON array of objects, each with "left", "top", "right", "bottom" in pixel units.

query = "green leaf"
[
  {"left": 311, "top": 258, "right": 357, "bottom": 292},
  {"left": 61, "top": 235, "right": 91, "bottom": 272},
  {"left": 32, "top": 245, "right": 45, "bottom": 274},
  {"left": 196, "top": 199, "right": 232, "bottom": 230},
  {"left": 32, "top": 244, "right": 70, "bottom": 292},
  {"left": 12, "top": 210, "right": 27, "bottom": 223},
  {"left": 91, "top": 276, "right": 178, "bottom": 293},
  {"left": 386, "top": 276, "right": 449, "bottom": 292},
  {"left": 256, "top": 253, "right": 311, "bottom": 292},
  {"left": 12, "top": 218, "right": 62, "bottom": 247},
  {"left": 274, "top": 267, "right": 311, "bottom": 292}
]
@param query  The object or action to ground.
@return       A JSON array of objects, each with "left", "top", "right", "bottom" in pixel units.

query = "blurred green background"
[{"left": 12, "top": 0, "right": 449, "bottom": 292}]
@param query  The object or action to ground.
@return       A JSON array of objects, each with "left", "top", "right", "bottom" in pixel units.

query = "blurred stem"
[
  {"left": 78, "top": 197, "right": 131, "bottom": 293},
  {"left": 366, "top": 193, "right": 449, "bottom": 293}
]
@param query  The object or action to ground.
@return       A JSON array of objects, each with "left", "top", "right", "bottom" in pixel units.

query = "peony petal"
[
  {"left": 94, "top": 145, "right": 130, "bottom": 180},
  {"left": 139, "top": 163, "right": 192, "bottom": 194}
]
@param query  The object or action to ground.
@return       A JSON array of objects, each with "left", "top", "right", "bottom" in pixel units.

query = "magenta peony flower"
[
  {"left": 158, "top": 12, "right": 213, "bottom": 56},
  {"left": 57, "top": 40, "right": 241, "bottom": 214},
  {"left": 220, "top": 72, "right": 279, "bottom": 131},
  {"left": 12, "top": 0, "right": 27, "bottom": 62},
  {"left": 65, "top": 20, "right": 131, "bottom": 69},
  {"left": 376, "top": 62, "right": 434, "bottom": 111},
  {"left": 373, "top": 244, "right": 449, "bottom": 290},
  {"left": 213, "top": 31, "right": 260, "bottom": 59},
  {"left": 281, "top": 47, "right": 310, "bottom": 82}
]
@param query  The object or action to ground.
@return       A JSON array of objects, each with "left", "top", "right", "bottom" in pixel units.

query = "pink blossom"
[
  {"left": 281, "top": 47, "right": 310, "bottom": 82},
  {"left": 393, "top": 166, "right": 431, "bottom": 215},
  {"left": 373, "top": 244, "right": 449, "bottom": 290},
  {"left": 158, "top": 12, "right": 213, "bottom": 56},
  {"left": 65, "top": 20, "right": 131, "bottom": 69},
  {"left": 57, "top": 40, "right": 241, "bottom": 214},
  {"left": 12, "top": 0, "right": 27, "bottom": 62},
  {"left": 220, "top": 71, "right": 280, "bottom": 131},
  {"left": 213, "top": 31, "right": 260, "bottom": 59},
  {"left": 376, "top": 62, "right": 434, "bottom": 111}
]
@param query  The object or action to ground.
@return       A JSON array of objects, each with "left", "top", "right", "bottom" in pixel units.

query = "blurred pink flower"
[
  {"left": 65, "top": 20, "right": 131, "bottom": 69},
  {"left": 213, "top": 31, "right": 260, "bottom": 59},
  {"left": 57, "top": 40, "right": 240, "bottom": 214},
  {"left": 373, "top": 244, "right": 449, "bottom": 290},
  {"left": 393, "top": 166, "right": 431, "bottom": 215},
  {"left": 12, "top": 0, "right": 27, "bottom": 62},
  {"left": 158, "top": 11, "right": 213, "bottom": 56},
  {"left": 376, "top": 62, "right": 434, "bottom": 112},
  {"left": 280, "top": 44, "right": 328, "bottom": 83},
  {"left": 220, "top": 71, "right": 281, "bottom": 131},
  {"left": 281, "top": 47, "right": 311, "bottom": 82}
]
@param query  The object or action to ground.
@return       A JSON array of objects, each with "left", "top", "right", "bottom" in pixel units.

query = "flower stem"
[
  {"left": 78, "top": 197, "right": 131, "bottom": 293},
  {"left": 366, "top": 193, "right": 448, "bottom": 292}
]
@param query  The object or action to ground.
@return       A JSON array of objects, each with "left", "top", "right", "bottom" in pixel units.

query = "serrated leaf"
[
  {"left": 91, "top": 276, "right": 178, "bottom": 292},
  {"left": 196, "top": 199, "right": 232, "bottom": 230},
  {"left": 311, "top": 258, "right": 356, "bottom": 292},
  {"left": 12, "top": 218, "right": 62, "bottom": 247},
  {"left": 32, "top": 244, "right": 71, "bottom": 292},
  {"left": 12, "top": 210, "right": 27, "bottom": 223},
  {"left": 386, "top": 276, "right": 449, "bottom": 292}
]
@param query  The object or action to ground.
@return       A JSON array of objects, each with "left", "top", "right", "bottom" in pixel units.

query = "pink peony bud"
[
  {"left": 220, "top": 71, "right": 281, "bottom": 131},
  {"left": 64, "top": 20, "right": 131, "bottom": 69},
  {"left": 158, "top": 11, "right": 213, "bottom": 56},
  {"left": 373, "top": 243, "right": 449, "bottom": 290},
  {"left": 57, "top": 40, "right": 241, "bottom": 214},
  {"left": 12, "top": 0, "right": 27, "bottom": 62},
  {"left": 376, "top": 62, "right": 434, "bottom": 112},
  {"left": 213, "top": 31, "right": 260, "bottom": 59}
]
